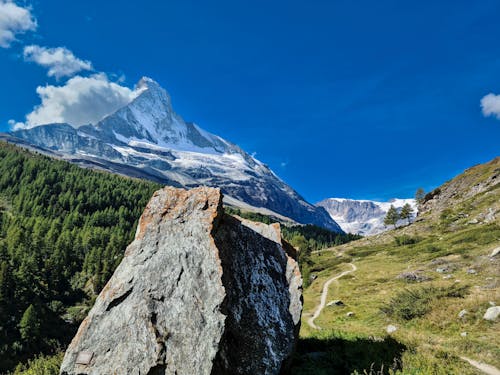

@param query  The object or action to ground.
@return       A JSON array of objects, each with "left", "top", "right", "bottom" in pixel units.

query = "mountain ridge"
[
  {"left": 316, "top": 197, "right": 417, "bottom": 235},
  {"left": 4, "top": 77, "right": 342, "bottom": 232}
]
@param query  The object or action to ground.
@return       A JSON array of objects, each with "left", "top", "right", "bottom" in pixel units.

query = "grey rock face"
[{"left": 60, "top": 186, "right": 302, "bottom": 375}]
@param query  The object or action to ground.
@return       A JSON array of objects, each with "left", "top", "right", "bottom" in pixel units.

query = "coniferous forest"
[{"left": 0, "top": 143, "right": 160, "bottom": 372}]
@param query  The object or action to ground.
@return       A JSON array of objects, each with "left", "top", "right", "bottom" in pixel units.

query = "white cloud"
[
  {"left": 23, "top": 45, "right": 92, "bottom": 79},
  {"left": 0, "top": 1, "right": 37, "bottom": 48},
  {"left": 15, "top": 73, "right": 142, "bottom": 128},
  {"left": 480, "top": 93, "right": 500, "bottom": 120}
]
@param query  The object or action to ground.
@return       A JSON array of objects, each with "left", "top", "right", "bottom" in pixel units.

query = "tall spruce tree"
[
  {"left": 415, "top": 188, "right": 425, "bottom": 206},
  {"left": 400, "top": 203, "right": 414, "bottom": 225},
  {"left": 384, "top": 205, "right": 400, "bottom": 229}
]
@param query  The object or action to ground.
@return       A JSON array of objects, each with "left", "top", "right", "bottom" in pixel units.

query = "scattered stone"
[
  {"left": 458, "top": 309, "right": 468, "bottom": 319},
  {"left": 490, "top": 247, "right": 500, "bottom": 258},
  {"left": 483, "top": 306, "right": 500, "bottom": 321},
  {"left": 397, "top": 271, "right": 430, "bottom": 283},
  {"left": 346, "top": 312, "right": 355, "bottom": 317},
  {"left": 485, "top": 208, "right": 496, "bottom": 222},
  {"left": 443, "top": 274, "right": 453, "bottom": 279},
  {"left": 386, "top": 325, "right": 397, "bottom": 334},
  {"left": 467, "top": 268, "right": 477, "bottom": 275},
  {"left": 431, "top": 258, "right": 447, "bottom": 265},
  {"left": 60, "top": 186, "right": 302, "bottom": 375},
  {"left": 460, "top": 332, "right": 468, "bottom": 337},
  {"left": 436, "top": 267, "right": 448, "bottom": 273},
  {"left": 467, "top": 219, "right": 479, "bottom": 225},
  {"left": 327, "top": 300, "right": 344, "bottom": 307}
]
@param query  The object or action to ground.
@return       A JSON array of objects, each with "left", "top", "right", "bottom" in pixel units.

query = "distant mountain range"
[
  {"left": 316, "top": 198, "right": 417, "bottom": 235},
  {"left": 1, "top": 77, "right": 342, "bottom": 232}
]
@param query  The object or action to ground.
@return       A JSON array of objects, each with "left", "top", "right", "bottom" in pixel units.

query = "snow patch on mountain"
[
  {"left": 8, "top": 76, "right": 342, "bottom": 232},
  {"left": 317, "top": 198, "right": 417, "bottom": 235}
]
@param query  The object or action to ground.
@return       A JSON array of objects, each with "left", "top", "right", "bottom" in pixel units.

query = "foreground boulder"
[{"left": 60, "top": 186, "right": 302, "bottom": 375}]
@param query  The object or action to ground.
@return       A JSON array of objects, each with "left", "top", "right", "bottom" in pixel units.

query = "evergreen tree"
[
  {"left": 384, "top": 205, "right": 400, "bottom": 229},
  {"left": 415, "top": 188, "right": 425, "bottom": 206},
  {"left": 19, "top": 304, "right": 41, "bottom": 343},
  {"left": 400, "top": 203, "right": 414, "bottom": 225}
]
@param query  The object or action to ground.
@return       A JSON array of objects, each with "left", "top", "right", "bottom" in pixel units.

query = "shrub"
[
  {"left": 393, "top": 235, "right": 421, "bottom": 246},
  {"left": 12, "top": 353, "right": 63, "bottom": 375},
  {"left": 381, "top": 285, "right": 468, "bottom": 321}
]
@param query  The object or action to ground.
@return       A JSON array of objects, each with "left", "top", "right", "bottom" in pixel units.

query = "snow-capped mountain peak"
[
  {"left": 7, "top": 77, "right": 343, "bottom": 232},
  {"left": 316, "top": 197, "right": 417, "bottom": 235}
]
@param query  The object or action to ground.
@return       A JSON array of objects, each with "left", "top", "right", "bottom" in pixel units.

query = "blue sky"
[{"left": 1, "top": 0, "right": 500, "bottom": 202}]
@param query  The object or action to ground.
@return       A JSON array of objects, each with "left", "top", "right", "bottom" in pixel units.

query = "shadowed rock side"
[{"left": 59, "top": 186, "right": 302, "bottom": 375}]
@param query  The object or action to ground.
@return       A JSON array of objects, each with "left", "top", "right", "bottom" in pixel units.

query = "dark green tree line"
[{"left": 0, "top": 142, "right": 160, "bottom": 371}]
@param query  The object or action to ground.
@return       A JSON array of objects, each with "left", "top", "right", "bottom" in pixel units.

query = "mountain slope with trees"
[
  {"left": 0, "top": 142, "right": 355, "bottom": 373},
  {"left": 0, "top": 142, "right": 160, "bottom": 372}
]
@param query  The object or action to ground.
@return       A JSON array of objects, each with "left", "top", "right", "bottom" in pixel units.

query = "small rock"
[
  {"left": 346, "top": 312, "right": 355, "bottom": 317},
  {"left": 489, "top": 301, "right": 496, "bottom": 307},
  {"left": 490, "top": 247, "right": 500, "bottom": 258},
  {"left": 436, "top": 267, "right": 448, "bottom": 273},
  {"left": 485, "top": 208, "right": 496, "bottom": 222},
  {"left": 458, "top": 309, "right": 468, "bottom": 319},
  {"left": 467, "top": 219, "right": 479, "bottom": 225},
  {"left": 386, "top": 325, "right": 397, "bottom": 334},
  {"left": 327, "top": 300, "right": 344, "bottom": 307},
  {"left": 460, "top": 332, "right": 467, "bottom": 337},
  {"left": 483, "top": 306, "right": 500, "bottom": 321},
  {"left": 443, "top": 274, "right": 453, "bottom": 279},
  {"left": 397, "top": 271, "right": 430, "bottom": 283},
  {"left": 467, "top": 269, "right": 477, "bottom": 275}
]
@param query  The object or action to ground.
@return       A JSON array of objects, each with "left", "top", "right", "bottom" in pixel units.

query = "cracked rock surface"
[{"left": 60, "top": 186, "right": 302, "bottom": 375}]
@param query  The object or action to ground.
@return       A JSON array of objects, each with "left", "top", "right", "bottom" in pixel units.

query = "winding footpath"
[
  {"left": 307, "top": 262, "right": 357, "bottom": 329},
  {"left": 460, "top": 357, "right": 500, "bottom": 375}
]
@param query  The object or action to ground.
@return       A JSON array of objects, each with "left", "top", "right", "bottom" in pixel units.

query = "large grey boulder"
[{"left": 60, "top": 186, "right": 302, "bottom": 375}]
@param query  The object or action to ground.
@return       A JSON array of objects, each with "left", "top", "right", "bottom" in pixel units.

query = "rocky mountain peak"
[
  {"left": 317, "top": 197, "right": 417, "bottom": 235},
  {"left": 6, "top": 78, "right": 343, "bottom": 232},
  {"left": 60, "top": 186, "right": 302, "bottom": 375}
]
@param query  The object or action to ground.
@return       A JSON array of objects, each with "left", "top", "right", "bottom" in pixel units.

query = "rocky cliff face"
[{"left": 59, "top": 186, "right": 302, "bottom": 375}]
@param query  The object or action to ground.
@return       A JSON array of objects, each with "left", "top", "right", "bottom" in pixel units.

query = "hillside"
[
  {"left": 0, "top": 142, "right": 160, "bottom": 372},
  {"left": 0, "top": 142, "right": 353, "bottom": 373},
  {"left": 293, "top": 157, "right": 500, "bottom": 374}
]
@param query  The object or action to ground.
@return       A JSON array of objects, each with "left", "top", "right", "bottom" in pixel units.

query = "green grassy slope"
[{"left": 293, "top": 157, "right": 500, "bottom": 374}]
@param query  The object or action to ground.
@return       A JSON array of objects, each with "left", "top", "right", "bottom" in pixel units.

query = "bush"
[
  {"left": 12, "top": 353, "right": 63, "bottom": 375},
  {"left": 382, "top": 285, "right": 468, "bottom": 321},
  {"left": 393, "top": 235, "right": 421, "bottom": 246}
]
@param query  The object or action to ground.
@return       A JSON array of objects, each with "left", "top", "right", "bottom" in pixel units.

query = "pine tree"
[
  {"left": 400, "top": 203, "right": 414, "bottom": 225},
  {"left": 415, "top": 188, "right": 425, "bottom": 206},
  {"left": 19, "top": 304, "right": 41, "bottom": 342},
  {"left": 384, "top": 205, "right": 400, "bottom": 229}
]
